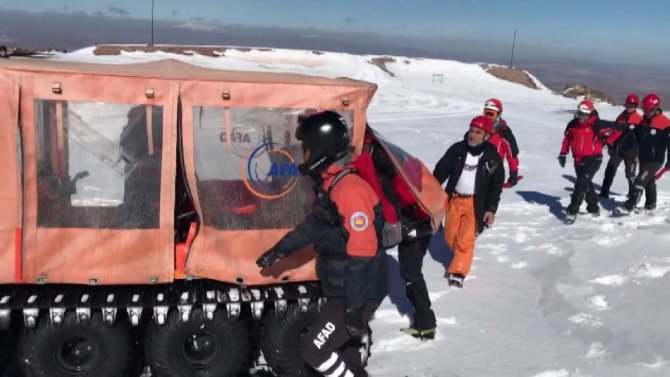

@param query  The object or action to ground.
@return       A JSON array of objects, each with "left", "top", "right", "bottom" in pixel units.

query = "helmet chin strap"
[{"left": 299, "top": 151, "right": 351, "bottom": 177}]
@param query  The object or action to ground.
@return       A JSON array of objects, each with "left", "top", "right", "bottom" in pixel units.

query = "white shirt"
[{"left": 454, "top": 152, "right": 481, "bottom": 195}]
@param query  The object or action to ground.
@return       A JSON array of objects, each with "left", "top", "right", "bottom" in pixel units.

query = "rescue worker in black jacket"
[
  {"left": 617, "top": 93, "right": 670, "bottom": 214},
  {"left": 433, "top": 115, "right": 504, "bottom": 288},
  {"left": 256, "top": 111, "right": 386, "bottom": 377}
]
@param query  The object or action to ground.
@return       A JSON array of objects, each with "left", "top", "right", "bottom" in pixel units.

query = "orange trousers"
[{"left": 443, "top": 195, "right": 477, "bottom": 276}]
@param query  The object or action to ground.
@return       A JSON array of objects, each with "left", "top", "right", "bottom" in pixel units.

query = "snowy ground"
[{"left": 57, "top": 47, "right": 670, "bottom": 377}]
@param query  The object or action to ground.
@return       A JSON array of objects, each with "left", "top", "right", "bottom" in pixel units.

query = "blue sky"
[{"left": 2, "top": 0, "right": 669, "bottom": 64}]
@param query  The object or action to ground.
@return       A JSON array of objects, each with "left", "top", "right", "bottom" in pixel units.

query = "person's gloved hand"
[
  {"left": 557, "top": 155, "right": 566, "bottom": 168},
  {"left": 345, "top": 308, "right": 368, "bottom": 338},
  {"left": 506, "top": 170, "right": 518, "bottom": 187},
  {"left": 256, "top": 247, "right": 284, "bottom": 268}
]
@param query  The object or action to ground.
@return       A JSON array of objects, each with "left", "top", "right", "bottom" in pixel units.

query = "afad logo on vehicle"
[{"left": 242, "top": 142, "right": 300, "bottom": 199}]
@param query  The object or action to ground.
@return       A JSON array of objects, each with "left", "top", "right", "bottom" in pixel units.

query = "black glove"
[
  {"left": 557, "top": 155, "right": 566, "bottom": 168},
  {"left": 506, "top": 170, "right": 518, "bottom": 187},
  {"left": 344, "top": 308, "right": 368, "bottom": 338},
  {"left": 256, "top": 247, "right": 284, "bottom": 268}
]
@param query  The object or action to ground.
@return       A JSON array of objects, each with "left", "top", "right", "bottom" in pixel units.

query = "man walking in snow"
[
  {"left": 599, "top": 94, "right": 643, "bottom": 199},
  {"left": 483, "top": 98, "right": 521, "bottom": 187},
  {"left": 433, "top": 115, "right": 504, "bottom": 288},
  {"left": 617, "top": 93, "right": 670, "bottom": 214},
  {"left": 558, "top": 100, "right": 626, "bottom": 223},
  {"left": 357, "top": 127, "right": 438, "bottom": 341}
]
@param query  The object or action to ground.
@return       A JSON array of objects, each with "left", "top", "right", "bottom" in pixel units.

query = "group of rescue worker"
[
  {"left": 559, "top": 93, "right": 670, "bottom": 222},
  {"left": 254, "top": 92, "right": 668, "bottom": 376},
  {"left": 254, "top": 99, "right": 515, "bottom": 376}
]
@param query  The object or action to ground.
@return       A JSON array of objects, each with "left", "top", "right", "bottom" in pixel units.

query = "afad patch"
[{"left": 350, "top": 211, "right": 369, "bottom": 231}]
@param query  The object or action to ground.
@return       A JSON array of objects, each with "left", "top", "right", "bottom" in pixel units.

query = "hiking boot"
[
  {"left": 446, "top": 273, "right": 464, "bottom": 288},
  {"left": 614, "top": 205, "right": 631, "bottom": 216},
  {"left": 588, "top": 209, "right": 600, "bottom": 217},
  {"left": 400, "top": 326, "right": 436, "bottom": 340},
  {"left": 644, "top": 203, "right": 656, "bottom": 211}
]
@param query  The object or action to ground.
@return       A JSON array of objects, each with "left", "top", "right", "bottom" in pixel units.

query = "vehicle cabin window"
[
  {"left": 192, "top": 107, "right": 354, "bottom": 230},
  {"left": 34, "top": 100, "right": 163, "bottom": 229}
]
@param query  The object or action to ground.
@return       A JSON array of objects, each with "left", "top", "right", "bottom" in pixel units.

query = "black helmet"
[{"left": 296, "top": 110, "right": 350, "bottom": 175}]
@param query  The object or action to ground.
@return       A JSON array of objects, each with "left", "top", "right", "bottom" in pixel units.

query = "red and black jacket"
[
  {"left": 603, "top": 110, "right": 642, "bottom": 152},
  {"left": 633, "top": 112, "right": 670, "bottom": 164},
  {"left": 560, "top": 115, "right": 623, "bottom": 164},
  {"left": 267, "top": 165, "right": 388, "bottom": 311}
]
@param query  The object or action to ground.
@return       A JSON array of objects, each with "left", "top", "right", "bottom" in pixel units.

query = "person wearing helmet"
[
  {"left": 433, "top": 115, "right": 504, "bottom": 288},
  {"left": 483, "top": 98, "right": 521, "bottom": 187},
  {"left": 599, "top": 94, "right": 643, "bottom": 199},
  {"left": 256, "top": 110, "right": 386, "bottom": 377},
  {"left": 356, "top": 126, "right": 437, "bottom": 341},
  {"left": 616, "top": 93, "right": 670, "bottom": 214},
  {"left": 558, "top": 100, "right": 625, "bottom": 224}
]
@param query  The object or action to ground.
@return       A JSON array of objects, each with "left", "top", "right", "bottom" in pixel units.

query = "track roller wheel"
[
  {"left": 145, "top": 307, "right": 250, "bottom": 377},
  {"left": 20, "top": 312, "right": 132, "bottom": 377}
]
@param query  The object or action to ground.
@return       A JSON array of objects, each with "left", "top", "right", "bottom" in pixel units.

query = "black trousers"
[
  {"left": 299, "top": 299, "right": 379, "bottom": 377},
  {"left": 601, "top": 147, "right": 636, "bottom": 197},
  {"left": 626, "top": 161, "right": 662, "bottom": 209},
  {"left": 567, "top": 156, "right": 602, "bottom": 215},
  {"left": 398, "top": 235, "right": 436, "bottom": 331}
]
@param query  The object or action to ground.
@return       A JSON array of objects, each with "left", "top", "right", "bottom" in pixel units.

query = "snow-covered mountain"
[{"left": 57, "top": 47, "right": 670, "bottom": 377}]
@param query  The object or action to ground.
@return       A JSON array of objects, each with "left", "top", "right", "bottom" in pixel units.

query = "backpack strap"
[{"left": 326, "top": 167, "right": 356, "bottom": 194}]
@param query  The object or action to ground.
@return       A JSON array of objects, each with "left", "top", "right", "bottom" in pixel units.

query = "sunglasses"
[
  {"left": 484, "top": 110, "right": 498, "bottom": 118},
  {"left": 625, "top": 103, "right": 637, "bottom": 108}
]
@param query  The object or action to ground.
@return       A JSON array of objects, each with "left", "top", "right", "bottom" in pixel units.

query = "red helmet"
[
  {"left": 470, "top": 115, "right": 494, "bottom": 134},
  {"left": 577, "top": 100, "right": 594, "bottom": 114},
  {"left": 641, "top": 93, "right": 660, "bottom": 112},
  {"left": 625, "top": 94, "right": 639, "bottom": 106},
  {"left": 484, "top": 98, "right": 503, "bottom": 113}
]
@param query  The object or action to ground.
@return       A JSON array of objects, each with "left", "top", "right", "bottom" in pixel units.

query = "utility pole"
[
  {"left": 150, "top": 0, "right": 155, "bottom": 47},
  {"left": 509, "top": 28, "right": 516, "bottom": 68}
]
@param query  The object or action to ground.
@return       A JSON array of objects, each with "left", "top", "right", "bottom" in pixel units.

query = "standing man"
[
  {"left": 0, "top": 46, "right": 8, "bottom": 58},
  {"left": 600, "top": 94, "right": 643, "bottom": 199},
  {"left": 483, "top": 98, "right": 521, "bottom": 187},
  {"left": 558, "top": 100, "right": 612, "bottom": 224},
  {"left": 617, "top": 93, "right": 670, "bottom": 214},
  {"left": 256, "top": 111, "right": 386, "bottom": 377},
  {"left": 433, "top": 115, "right": 504, "bottom": 288},
  {"left": 355, "top": 127, "right": 437, "bottom": 341}
]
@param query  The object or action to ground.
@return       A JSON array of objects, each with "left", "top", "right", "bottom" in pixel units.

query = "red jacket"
[
  {"left": 488, "top": 131, "right": 519, "bottom": 172},
  {"left": 604, "top": 110, "right": 643, "bottom": 146},
  {"left": 560, "top": 114, "right": 606, "bottom": 164}
]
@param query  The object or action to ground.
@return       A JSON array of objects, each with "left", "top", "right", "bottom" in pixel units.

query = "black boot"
[
  {"left": 621, "top": 188, "right": 642, "bottom": 213},
  {"left": 644, "top": 184, "right": 656, "bottom": 210},
  {"left": 626, "top": 178, "right": 636, "bottom": 199},
  {"left": 406, "top": 281, "right": 436, "bottom": 331},
  {"left": 600, "top": 164, "right": 616, "bottom": 199}
]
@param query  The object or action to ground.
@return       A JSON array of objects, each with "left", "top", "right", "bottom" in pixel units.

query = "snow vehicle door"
[
  {"left": 3, "top": 60, "right": 178, "bottom": 285},
  {"left": 0, "top": 71, "right": 21, "bottom": 284},
  {"left": 179, "top": 73, "right": 376, "bottom": 284}
]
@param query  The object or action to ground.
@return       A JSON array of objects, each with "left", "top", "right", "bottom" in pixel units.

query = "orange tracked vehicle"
[{"left": 0, "top": 58, "right": 445, "bottom": 377}]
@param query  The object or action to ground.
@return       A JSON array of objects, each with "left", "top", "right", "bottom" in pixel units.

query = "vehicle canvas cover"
[{"left": 0, "top": 58, "right": 379, "bottom": 285}]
